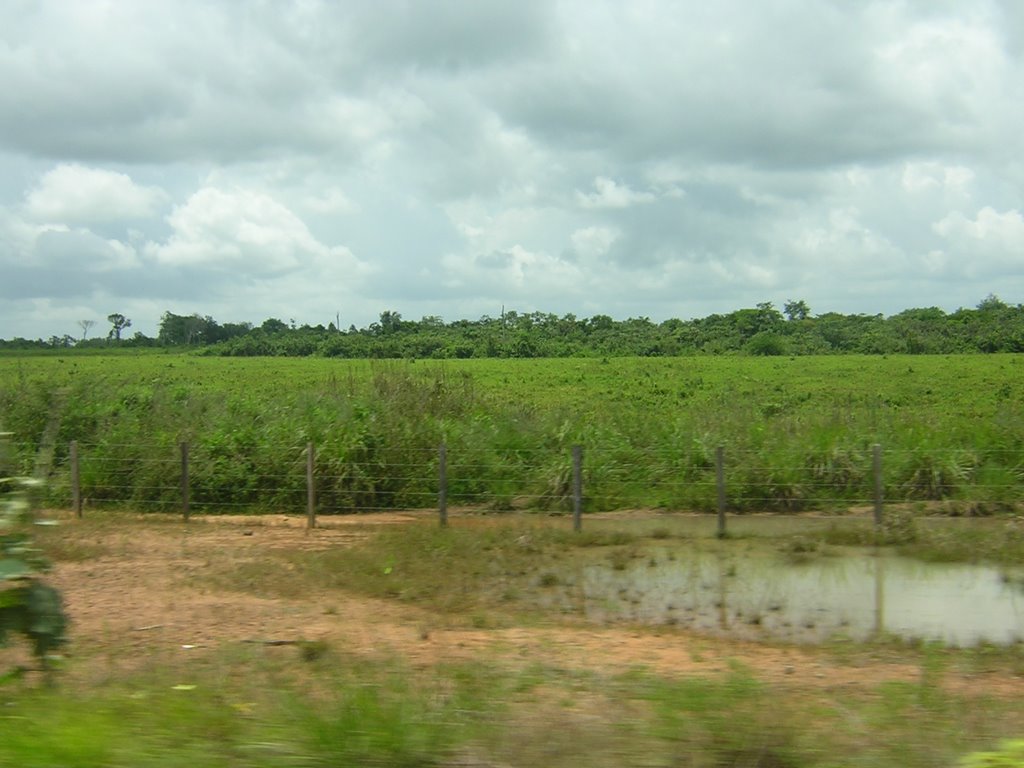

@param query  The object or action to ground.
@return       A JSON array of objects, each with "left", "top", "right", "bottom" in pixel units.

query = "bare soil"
[{"left": 15, "top": 512, "right": 1024, "bottom": 697}]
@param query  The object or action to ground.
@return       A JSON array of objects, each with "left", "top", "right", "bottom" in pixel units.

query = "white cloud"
[
  {"left": 570, "top": 226, "right": 618, "bottom": 260},
  {"left": 576, "top": 177, "right": 656, "bottom": 209},
  {"left": 932, "top": 207, "right": 1024, "bottom": 278},
  {"left": 929, "top": 207, "right": 1024, "bottom": 282},
  {"left": 301, "top": 187, "right": 358, "bottom": 215},
  {"left": 901, "top": 162, "right": 974, "bottom": 193},
  {"left": 24, "top": 164, "right": 167, "bottom": 223},
  {"left": 441, "top": 244, "right": 580, "bottom": 296},
  {"left": 873, "top": 12, "right": 1008, "bottom": 128},
  {"left": 791, "top": 206, "right": 905, "bottom": 277},
  {"left": 147, "top": 187, "right": 361, "bottom": 277},
  {"left": 933, "top": 206, "right": 1024, "bottom": 244}
]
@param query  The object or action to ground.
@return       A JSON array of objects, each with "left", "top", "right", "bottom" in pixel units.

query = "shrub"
[{"left": 0, "top": 432, "right": 67, "bottom": 680}]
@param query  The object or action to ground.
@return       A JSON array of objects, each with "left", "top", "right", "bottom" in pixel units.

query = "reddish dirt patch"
[{"left": 9, "top": 512, "right": 1021, "bottom": 698}]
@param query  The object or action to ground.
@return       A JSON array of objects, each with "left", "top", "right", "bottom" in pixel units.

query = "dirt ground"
[{"left": 14, "top": 512, "right": 1024, "bottom": 697}]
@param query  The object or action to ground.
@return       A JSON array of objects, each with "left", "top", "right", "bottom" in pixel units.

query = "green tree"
[
  {"left": 783, "top": 299, "right": 810, "bottom": 321},
  {"left": 106, "top": 313, "right": 132, "bottom": 341},
  {"left": 378, "top": 310, "right": 403, "bottom": 335},
  {"left": 977, "top": 293, "right": 1008, "bottom": 312},
  {"left": 159, "top": 312, "right": 210, "bottom": 345},
  {"left": 260, "top": 318, "right": 288, "bottom": 334}
]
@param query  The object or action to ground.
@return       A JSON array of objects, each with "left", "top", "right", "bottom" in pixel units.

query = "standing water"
[{"left": 576, "top": 547, "right": 1024, "bottom": 646}]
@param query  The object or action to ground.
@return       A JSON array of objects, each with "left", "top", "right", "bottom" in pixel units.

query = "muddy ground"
[{"left": 9, "top": 512, "right": 1023, "bottom": 698}]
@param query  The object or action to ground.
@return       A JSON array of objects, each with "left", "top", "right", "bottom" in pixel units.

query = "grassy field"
[{"left": 0, "top": 353, "right": 1022, "bottom": 514}]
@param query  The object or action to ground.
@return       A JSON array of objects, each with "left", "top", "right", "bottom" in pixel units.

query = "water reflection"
[{"left": 575, "top": 547, "right": 1024, "bottom": 646}]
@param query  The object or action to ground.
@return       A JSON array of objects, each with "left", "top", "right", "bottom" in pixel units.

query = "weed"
[
  {"left": 298, "top": 639, "right": 330, "bottom": 663},
  {"left": 538, "top": 572, "right": 559, "bottom": 587},
  {"left": 779, "top": 535, "right": 820, "bottom": 560},
  {"left": 880, "top": 509, "right": 918, "bottom": 544}
]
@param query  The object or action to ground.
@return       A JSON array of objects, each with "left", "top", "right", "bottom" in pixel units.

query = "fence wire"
[{"left": 46, "top": 440, "right": 1024, "bottom": 518}]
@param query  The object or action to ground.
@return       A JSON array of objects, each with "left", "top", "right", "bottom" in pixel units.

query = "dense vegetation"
[
  {"left": 3, "top": 295, "right": 1024, "bottom": 357},
  {"left": 0, "top": 354, "right": 1020, "bottom": 515}
]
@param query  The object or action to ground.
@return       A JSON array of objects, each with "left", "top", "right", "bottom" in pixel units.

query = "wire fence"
[{"left": 49, "top": 438, "right": 1024, "bottom": 528}]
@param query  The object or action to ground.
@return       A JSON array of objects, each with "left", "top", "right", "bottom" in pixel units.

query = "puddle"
[{"left": 567, "top": 547, "right": 1024, "bottom": 646}]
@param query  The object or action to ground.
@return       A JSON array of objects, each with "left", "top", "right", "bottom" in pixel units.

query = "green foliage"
[
  {"left": 1, "top": 354, "right": 1023, "bottom": 516},
  {"left": 286, "top": 673, "right": 465, "bottom": 766},
  {"left": 745, "top": 331, "right": 789, "bottom": 356},
  {"left": 6, "top": 296, "right": 1024, "bottom": 355},
  {"left": 960, "top": 740, "right": 1024, "bottom": 767},
  {"left": 639, "top": 669, "right": 806, "bottom": 767},
  {"left": 0, "top": 659, "right": 483, "bottom": 767},
  {"left": 0, "top": 433, "right": 67, "bottom": 675}
]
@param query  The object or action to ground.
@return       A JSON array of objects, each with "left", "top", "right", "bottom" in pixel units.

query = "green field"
[{"left": 1, "top": 353, "right": 1022, "bottom": 514}]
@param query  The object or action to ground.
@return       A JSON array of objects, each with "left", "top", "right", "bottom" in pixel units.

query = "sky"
[{"left": 1, "top": 0, "right": 1023, "bottom": 341}]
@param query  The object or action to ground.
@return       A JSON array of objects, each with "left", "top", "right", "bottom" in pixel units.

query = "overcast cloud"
[{"left": 2, "top": 0, "right": 1022, "bottom": 340}]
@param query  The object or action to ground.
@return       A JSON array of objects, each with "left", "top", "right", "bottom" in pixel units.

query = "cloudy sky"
[{"left": 2, "top": 0, "right": 1023, "bottom": 340}]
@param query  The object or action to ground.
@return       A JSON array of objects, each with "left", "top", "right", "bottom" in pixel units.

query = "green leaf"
[{"left": 0, "top": 558, "right": 32, "bottom": 580}]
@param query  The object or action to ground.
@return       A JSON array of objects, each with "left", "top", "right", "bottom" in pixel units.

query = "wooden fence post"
[
  {"left": 306, "top": 442, "right": 316, "bottom": 529},
  {"left": 180, "top": 441, "right": 190, "bottom": 522},
  {"left": 873, "top": 443, "right": 883, "bottom": 530},
  {"left": 70, "top": 440, "right": 82, "bottom": 518},
  {"left": 715, "top": 446, "right": 726, "bottom": 538},
  {"left": 438, "top": 443, "right": 448, "bottom": 528},
  {"left": 572, "top": 445, "right": 583, "bottom": 532}
]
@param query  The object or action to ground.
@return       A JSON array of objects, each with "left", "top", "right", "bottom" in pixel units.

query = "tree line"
[{"left": 2, "top": 296, "right": 1022, "bottom": 357}]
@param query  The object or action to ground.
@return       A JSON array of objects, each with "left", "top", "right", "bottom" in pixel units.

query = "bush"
[
  {"left": 0, "top": 432, "right": 67, "bottom": 680},
  {"left": 746, "top": 332, "right": 789, "bottom": 356}
]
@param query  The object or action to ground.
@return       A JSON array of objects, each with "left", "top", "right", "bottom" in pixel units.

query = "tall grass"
[
  {"left": 4, "top": 637, "right": 1023, "bottom": 767},
  {"left": 1, "top": 354, "right": 1021, "bottom": 514}
]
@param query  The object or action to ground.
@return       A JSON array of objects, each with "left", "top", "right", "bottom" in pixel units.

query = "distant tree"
[
  {"left": 730, "top": 306, "right": 776, "bottom": 341},
  {"left": 77, "top": 319, "right": 96, "bottom": 340},
  {"left": 977, "top": 294, "right": 1008, "bottom": 312},
  {"left": 260, "top": 318, "right": 288, "bottom": 334},
  {"left": 107, "top": 313, "right": 132, "bottom": 341},
  {"left": 216, "top": 322, "right": 253, "bottom": 342},
  {"left": 159, "top": 311, "right": 209, "bottom": 345},
  {"left": 378, "top": 310, "right": 403, "bottom": 335},
  {"left": 418, "top": 315, "right": 444, "bottom": 329},
  {"left": 783, "top": 299, "right": 811, "bottom": 321},
  {"left": 755, "top": 302, "right": 784, "bottom": 328},
  {"left": 48, "top": 335, "right": 75, "bottom": 348},
  {"left": 510, "top": 332, "right": 538, "bottom": 358}
]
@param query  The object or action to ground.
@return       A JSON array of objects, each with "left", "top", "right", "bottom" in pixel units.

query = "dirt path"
[{"left": 20, "top": 513, "right": 1022, "bottom": 697}]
